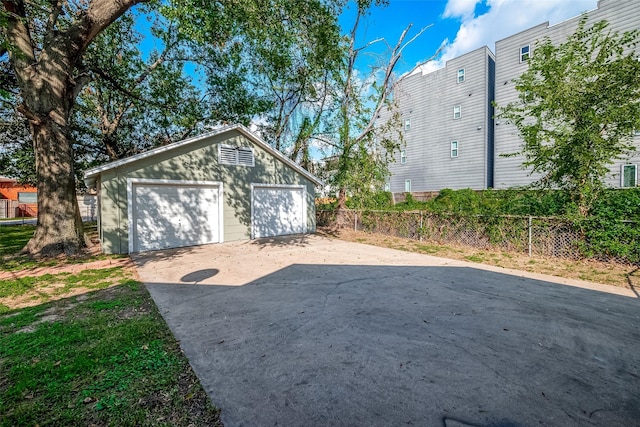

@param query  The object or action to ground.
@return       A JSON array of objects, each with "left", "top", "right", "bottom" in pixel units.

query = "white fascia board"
[
  {"left": 84, "top": 125, "right": 242, "bottom": 180},
  {"left": 236, "top": 126, "right": 323, "bottom": 186},
  {"left": 83, "top": 124, "right": 323, "bottom": 188}
]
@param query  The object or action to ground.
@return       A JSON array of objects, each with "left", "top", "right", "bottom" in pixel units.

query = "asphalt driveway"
[{"left": 134, "top": 234, "right": 640, "bottom": 426}]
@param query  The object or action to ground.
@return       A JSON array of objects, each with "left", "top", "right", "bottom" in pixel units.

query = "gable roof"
[{"left": 83, "top": 124, "right": 322, "bottom": 187}]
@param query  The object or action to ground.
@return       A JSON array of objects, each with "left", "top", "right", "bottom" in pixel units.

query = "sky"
[{"left": 341, "top": 0, "right": 600, "bottom": 76}]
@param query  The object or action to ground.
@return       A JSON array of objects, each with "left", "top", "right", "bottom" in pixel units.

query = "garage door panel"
[
  {"left": 252, "top": 186, "right": 305, "bottom": 239},
  {"left": 132, "top": 184, "right": 220, "bottom": 252}
]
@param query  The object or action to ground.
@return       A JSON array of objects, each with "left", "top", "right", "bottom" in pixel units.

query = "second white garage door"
[
  {"left": 252, "top": 185, "right": 306, "bottom": 239},
  {"left": 129, "top": 180, "right": 223, "bottom": 252}
]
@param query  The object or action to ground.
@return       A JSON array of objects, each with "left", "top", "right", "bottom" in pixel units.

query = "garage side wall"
[{"left": 98, "top": 130, "right": 316, "bottom": 254}]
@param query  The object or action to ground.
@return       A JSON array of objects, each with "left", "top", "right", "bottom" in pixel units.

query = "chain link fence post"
[{"left": 528, "top": 216, "right": 532, "bottom": 257}]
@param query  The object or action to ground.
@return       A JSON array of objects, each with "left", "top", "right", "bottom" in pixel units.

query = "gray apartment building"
[
  {"left": 385, "top": 46, "right": 495, "bottom": 193},
  {"left": 386, "top": 0, "right": 639, "bottom": 193},
  {"left": 494, "top": 0, "right": 640, "bottom": 189}
]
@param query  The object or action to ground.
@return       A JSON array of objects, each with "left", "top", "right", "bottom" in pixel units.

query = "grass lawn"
[
  {"left": 0, "top": 225, "right": 37, "bottom": 257},
  {"left": 0, "top": 224, "right": 222, "bottom": 426},
  {"left": 0, "top": 224, "right": 123, "bottom": 272}
]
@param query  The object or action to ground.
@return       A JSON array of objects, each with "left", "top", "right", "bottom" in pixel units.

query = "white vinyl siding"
[
  {"left": 622, "top": 164, "right": 637, "bottom": 188},
  {"left": 219, "top": 145, "right": 255, "bottom": 166},
  {"left": 494, "top": 1, "right": 640, "bottom": 189},
  {"left": 382, "top": 46, "right": 494, "bottom": 192}
]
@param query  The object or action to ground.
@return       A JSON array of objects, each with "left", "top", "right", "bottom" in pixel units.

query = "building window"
[
  {"left": 384, "top": 182, "right": 390, "bottom": 192},
  {"left": 18, "top": 192, "right": 37, "bottom": 203},
  {"left": 219, "top": 145, "right": 255, "bottom": 166},
  {"left": 634, "top": 129, "right": 640, "bottom": 136},
  {"left": 457, "top": 68, "right": 465, "bottom": 83},
  {"left": 622, "top": 164, "right": 637, "bottom": 187},
  {"left": 404, "top": 118, "right": 411, "bottom": 131},
  {"left": 405, "top": 180, "right": 411, "bottom": 192},
  {"left": 453, "top": 105, "right": 462, "bottom": 120},
  {"left": 520, "top": 45, "right": 530, "bottom": 63},
  {"left": 400, "top": 150, "right": 407, "bottom": 164},
  {"left": 451, "top": 140, "right": 459, "bottom": 158}
]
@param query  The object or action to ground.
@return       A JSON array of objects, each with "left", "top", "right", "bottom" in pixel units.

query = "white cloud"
[
  {"left": 415, "top": 0, "right": 599, "bottom": 75},
  {"left": 443, "top": 0, "right": 481, "bottom": 20}
]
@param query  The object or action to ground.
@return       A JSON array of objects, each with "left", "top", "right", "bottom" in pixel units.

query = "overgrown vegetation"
[
  {"left": 317, "top": 187, "right": 640, "bottom": 264},
  {"left": 319, "top": 187, "right": 640, "bottom": 218}
]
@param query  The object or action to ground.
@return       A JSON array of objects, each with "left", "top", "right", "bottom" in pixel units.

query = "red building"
[{"left": 0, "top": 177, "right": 37, "bottom": 218}]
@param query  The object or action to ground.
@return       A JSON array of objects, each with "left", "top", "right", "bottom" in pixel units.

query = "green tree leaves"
[{"left": 497, "top": 17, "right": 640, "bottom": 215}]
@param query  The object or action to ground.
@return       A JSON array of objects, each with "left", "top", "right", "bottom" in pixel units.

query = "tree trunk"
[
  {"left": 337, "top": 187, "right": 347, "bottom": 210},
  {"left": 334, "top": 187, "right": 350, "bottom": 229},
  {"left": 17, "top": 45, "right": 86, "bottom": 256},
  {"left": 2, "top": 0, "right": 146, "bottom": 257},
  {"left": 23, "top": 115, "right": 85, "bottom": 257}
]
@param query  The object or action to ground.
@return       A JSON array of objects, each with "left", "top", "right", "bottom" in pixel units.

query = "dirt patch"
[
  {"left": 117, "top": 306, "right": 148, "bottom": 320},
  {"left": 0, "top": 264, "right": 139, "bottom": 311},
  {"left": 327, "top": 227, "right": 639, "bottom": 290},
  {"left": 37, "top": 314, "right": 61, "bottom": 323},
  {"left": 0, "top": 258, "right": 136, "bottom": 281}
]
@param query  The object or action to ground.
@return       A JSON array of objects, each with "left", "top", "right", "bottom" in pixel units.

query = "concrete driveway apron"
[{"left": 134, "top": 234, "right": 640, "bottom": 427}]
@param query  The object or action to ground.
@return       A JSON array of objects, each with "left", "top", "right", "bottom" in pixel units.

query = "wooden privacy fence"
[
  {"left": 0, "top": 195, "right": 97, "bottom": 220},
  {"left": 0, "top": 200, "right": 37, "bottom": 219}
]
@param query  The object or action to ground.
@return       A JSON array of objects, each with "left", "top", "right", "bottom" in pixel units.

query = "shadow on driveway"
[{"left": 146, "top": 263, "right": 640, "bottom": 426}]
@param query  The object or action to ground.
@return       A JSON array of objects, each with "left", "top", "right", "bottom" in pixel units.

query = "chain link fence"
[{"left": 317, "top": 209, "right": 639, "bottom": 265}]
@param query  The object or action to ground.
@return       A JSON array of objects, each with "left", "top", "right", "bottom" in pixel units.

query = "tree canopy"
[
  {"left": 497, "top": 17, "right": 640, "bottom": 215},
  {"left": 0, "top": 0, "right": 343, "bottom": 256},
  {"left": 0, "top": 0, "right": 426, "bottom": 255}
]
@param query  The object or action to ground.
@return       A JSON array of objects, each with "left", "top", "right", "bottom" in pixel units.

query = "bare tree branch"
[
  {"left": 354, "top": 37, "right": 383, "bottom": 53},
  {"left": 355, "top": 23, "right": 430, "bottom": 144}
]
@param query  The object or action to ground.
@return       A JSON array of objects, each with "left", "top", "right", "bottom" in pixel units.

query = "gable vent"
[
  {"left": 237, "top": 148, "right": 254, "bottom": 166},
  {"left": 219, "top": 145, "right": 254, "bottom": 167}
]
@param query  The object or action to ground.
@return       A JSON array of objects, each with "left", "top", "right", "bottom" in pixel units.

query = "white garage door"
[
  {"left": 129, "top": 181, "right": 222, "bottom": 252},
  {"left": 252, "top": 185, "right": 306, "bottom": 239}
]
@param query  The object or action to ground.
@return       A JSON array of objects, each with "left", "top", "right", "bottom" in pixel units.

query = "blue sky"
[
  {"left": 137, "top": 1, "right": 601, "bottom": 80},
  {"left": 343, "top": 0, "right": 600, "bottom": 76}
]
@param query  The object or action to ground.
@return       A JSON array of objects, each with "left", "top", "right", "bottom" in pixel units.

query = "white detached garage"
[{"left": 83, "top": 125, "right": 321, "bottom": 254}]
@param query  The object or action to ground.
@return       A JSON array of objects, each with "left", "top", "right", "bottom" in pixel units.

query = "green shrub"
[
  {"left": 337, "top": 187, "right": 640, "bottom": 264},
  {"left": 350, "top": 191, "right": 393, "bottom": 210}
]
